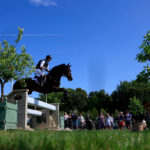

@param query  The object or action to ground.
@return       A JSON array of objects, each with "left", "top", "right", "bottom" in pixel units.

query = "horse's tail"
[
  {"left": 13, "top": 80, "right": 21, "bottom": 90},
  {"left": 13, "top": 78, "right": 30, "bottom": 90},
  {"left": 25, "top": 78, "right": 32, "bottom": 84}
]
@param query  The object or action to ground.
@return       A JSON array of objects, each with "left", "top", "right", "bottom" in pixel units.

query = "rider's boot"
[
  {"left": 34, "top": 75, "right": 45, "bottom": 87},
  {"left": 34, "top": 76, "right": 40, "bottom": 85},
  {"left": 40, "top": 75, "right": 46, "bottom": 87},
  {"left": 34, "top": 76, "right": 42, "bottom": 87}
]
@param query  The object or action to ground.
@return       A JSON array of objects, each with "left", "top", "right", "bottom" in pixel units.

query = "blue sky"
[{"left": 0, "top": 0, "right": 150, "bottom": 97}]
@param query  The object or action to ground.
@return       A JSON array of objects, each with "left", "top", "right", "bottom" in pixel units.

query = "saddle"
[
  {"left": 34, "top": 75, "right": 46, "bottom": 86},
  {"left": 33, "top": 75, "right": 60, "bottom": 87}
]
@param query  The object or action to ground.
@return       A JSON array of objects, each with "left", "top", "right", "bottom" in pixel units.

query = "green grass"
[{"left": 0, "top": 130, "right": 150, "bottom": 150}]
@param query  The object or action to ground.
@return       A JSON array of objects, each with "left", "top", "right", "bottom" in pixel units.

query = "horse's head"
[
  {"left": 63, "top": 64, "right": 73, "bottom": 81},
  {"left": 48, "top": 63, "right": 73, "bottom": 81}
]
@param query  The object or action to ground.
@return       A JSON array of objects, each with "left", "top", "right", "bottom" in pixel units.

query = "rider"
[{"left": 35, "top": 55, "right": 52, "bottom": 86}]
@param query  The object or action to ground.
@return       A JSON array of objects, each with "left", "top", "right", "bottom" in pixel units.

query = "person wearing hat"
[{"left": 35, "top": 55, "right": 52, "bottom": 86}]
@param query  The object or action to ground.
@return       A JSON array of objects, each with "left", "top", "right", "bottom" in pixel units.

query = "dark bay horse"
[{"left": 13, "top": 64, "right": 73, "bottom": 96}]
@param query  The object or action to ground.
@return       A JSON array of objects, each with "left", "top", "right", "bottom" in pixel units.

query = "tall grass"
[{"left": 0, "top": 130, "right": 150, "bottom": 150}]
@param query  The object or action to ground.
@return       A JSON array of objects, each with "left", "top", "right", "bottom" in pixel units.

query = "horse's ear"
[{"left": 67, "top": 63, "right": 71, "bottom": 67}]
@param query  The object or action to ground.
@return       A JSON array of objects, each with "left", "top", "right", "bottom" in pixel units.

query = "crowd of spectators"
[{"left": 63, "top": 110, "right": 147, "bottom": 130}]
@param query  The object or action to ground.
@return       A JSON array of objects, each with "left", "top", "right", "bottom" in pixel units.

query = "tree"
[
  {"left": 128, "top": 96, "right": 145, "bottom": 120},
  {"left": 0, "top": 27, "right": 34, "bottom": 102},
  {"left": 38, "top": 92, "right": 64, "bottom": 110},
  {"left": 67, "top": 88, "right": 88, "bottom": 112},
  {"left": 38, "top": 88, "right": 88, "bottom": 112},
  {"left": 88, "top": 90, "right": 112, "bottom": 113},
  {"left": 111, "top": 81, "right": 133, "bottom": 111},
  {"left": 38, "top": 92, "right": 63, "bottom": 103},
  {"left": 88, "top": 108, "right": 98, "bottom": 120},
  {"left": 100, "top": 108, "right": 107, "bottom": 116},
  {"left": 114, "top": 109, "right": 119, "bottom": 119},
  {"left": 111, "top": 81, "right": 150, "bottom": 112},
  {"left": 136, "top": 30, "right": 150, "bottom": 82}
]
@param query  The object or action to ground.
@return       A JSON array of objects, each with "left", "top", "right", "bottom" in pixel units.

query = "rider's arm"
[
  {"left": 40, "top": 60, "right": 45, "bottom": 70},
  {"left": 45, "top": 64, "right": 49, "bottom": 72}
]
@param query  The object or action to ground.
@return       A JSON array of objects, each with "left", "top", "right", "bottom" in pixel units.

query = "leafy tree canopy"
[
  {"left": 136, "top": 31, "right": 150, "bottom": 82},
  {"left": 111, "top": 81, "right": 150, "bottom": 112},
  {"left": 128, "top": 96, "right": 145, "bottom": 120},
  {"left": 38, "top": 88, "right": 88, "bottom": 112},
  {"left": 88, "top": 90, "right": 112, "bottom": 113},
  {"left": 0, "top": 27, "right": 34, "bottom": 101}
]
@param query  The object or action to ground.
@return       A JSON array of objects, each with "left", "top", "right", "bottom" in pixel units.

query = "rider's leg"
[
  {"left": 35, "top": 69, "right": 45, "bottom": 86},
  {"left": 40, "top": 74, "right": 46, "bottom": 86}
]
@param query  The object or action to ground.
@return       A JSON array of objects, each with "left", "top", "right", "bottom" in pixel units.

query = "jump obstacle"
[{"left": 7, "top": 89, "right": 60, "bottom": 129}]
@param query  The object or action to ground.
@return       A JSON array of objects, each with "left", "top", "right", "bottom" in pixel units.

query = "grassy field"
[{"left": 0, "top": 130, "right": 150, "bottom": 150}]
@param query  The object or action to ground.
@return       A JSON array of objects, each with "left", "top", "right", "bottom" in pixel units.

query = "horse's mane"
[{"left": 49, "top": 64, "right": 66, "bottom": 75}]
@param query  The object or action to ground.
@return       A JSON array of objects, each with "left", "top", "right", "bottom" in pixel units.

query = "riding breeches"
[{"left": 35, "top": 69, "right": 45, "bottom": 77}]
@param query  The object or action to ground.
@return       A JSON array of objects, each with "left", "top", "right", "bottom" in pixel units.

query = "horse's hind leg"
[{"left": 28, "top": 90, "right": 33, "bottom": 95}]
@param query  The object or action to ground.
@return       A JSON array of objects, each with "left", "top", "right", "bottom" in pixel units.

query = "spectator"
[
  {"left": 68, "top": 113, "right": 72, "bottom": 129},
  {"left": 94, "top": 116, "right": 99, "bottom": 130},
  {"left": 76, "top": 116, "right": 79, "bottom": 129},
  {"left": 118, "top": 112, "right": 125, "bottom": 130},
  {"left": 98, "top": 112, "right": 105, "bottom": 130},
  {"left": 79, "top": 114, "right": 85, "bottom": 130},
  {"left": 64, "top": 112, "right": 69, "bottom": 128},
  {"left": 113, "top": 121, "right": 119, "bottom": 129},
  {"left": 72, "top": 112, "right": 77, "bottom": 129},
  {"left": 85, "top": 114, "right": 93, "bottom": 130},
  {"left": 105, "top": 113, "right": 111, "bottom": 129},
  {"left": 110, "top": 114, "right": 114, "bottom": 129},
  {"left": 142, "top": 118, "right": 147, "bottom": 130},
  {"left": 125, "top": 110, "right": 132, "bottom": 130}
]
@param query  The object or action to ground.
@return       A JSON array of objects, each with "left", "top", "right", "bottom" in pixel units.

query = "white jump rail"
[
  {"left": 28, "top": 96, "right": 56, "bottom": 111},
  {"left": 27, "top": 109, "right": 42, "bottom": 117}
]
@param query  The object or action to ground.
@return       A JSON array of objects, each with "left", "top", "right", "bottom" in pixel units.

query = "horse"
[{"left": 13, "top": 64, "right": 73, "bottom": 98}]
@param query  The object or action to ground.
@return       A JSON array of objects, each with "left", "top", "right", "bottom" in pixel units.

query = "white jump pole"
[
  {"left": 27, "top": 109, "right": 42, "bottom": 116},
  {"left": 28, "top": 97, "right": 56, "bottom": 111}
]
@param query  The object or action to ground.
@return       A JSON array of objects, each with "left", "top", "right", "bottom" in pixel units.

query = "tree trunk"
[{"left": 1, "top": 83, "right": 4, "bottom": 103}]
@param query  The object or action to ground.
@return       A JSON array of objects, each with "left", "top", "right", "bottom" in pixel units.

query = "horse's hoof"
[{"left": 28, "top": 91, "right": 32, "bottom": 94}]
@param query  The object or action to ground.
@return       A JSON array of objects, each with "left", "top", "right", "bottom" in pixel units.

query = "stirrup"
[
  {"left": 41, "top": 81, "right": 44, "bottom": 87},
  {"left": 35, "top": 79, "right": 40, "bottom": 85}
]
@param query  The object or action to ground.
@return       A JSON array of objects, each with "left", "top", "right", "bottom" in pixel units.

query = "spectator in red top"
[{"left": 118, "top": 112, "right": 125, "bottom": 130}]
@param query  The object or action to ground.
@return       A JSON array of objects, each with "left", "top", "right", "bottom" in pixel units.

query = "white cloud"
[
  {"left": 29, "top": 0, "right": 58, "bottom": 7},
  {"left": 0, "top": 33, "right": 63, "bottom": 37}
]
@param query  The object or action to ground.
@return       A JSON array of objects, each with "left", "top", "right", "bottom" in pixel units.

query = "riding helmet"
[{"left": 46, "top": 55, "right": 52, "bottom": 60}]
